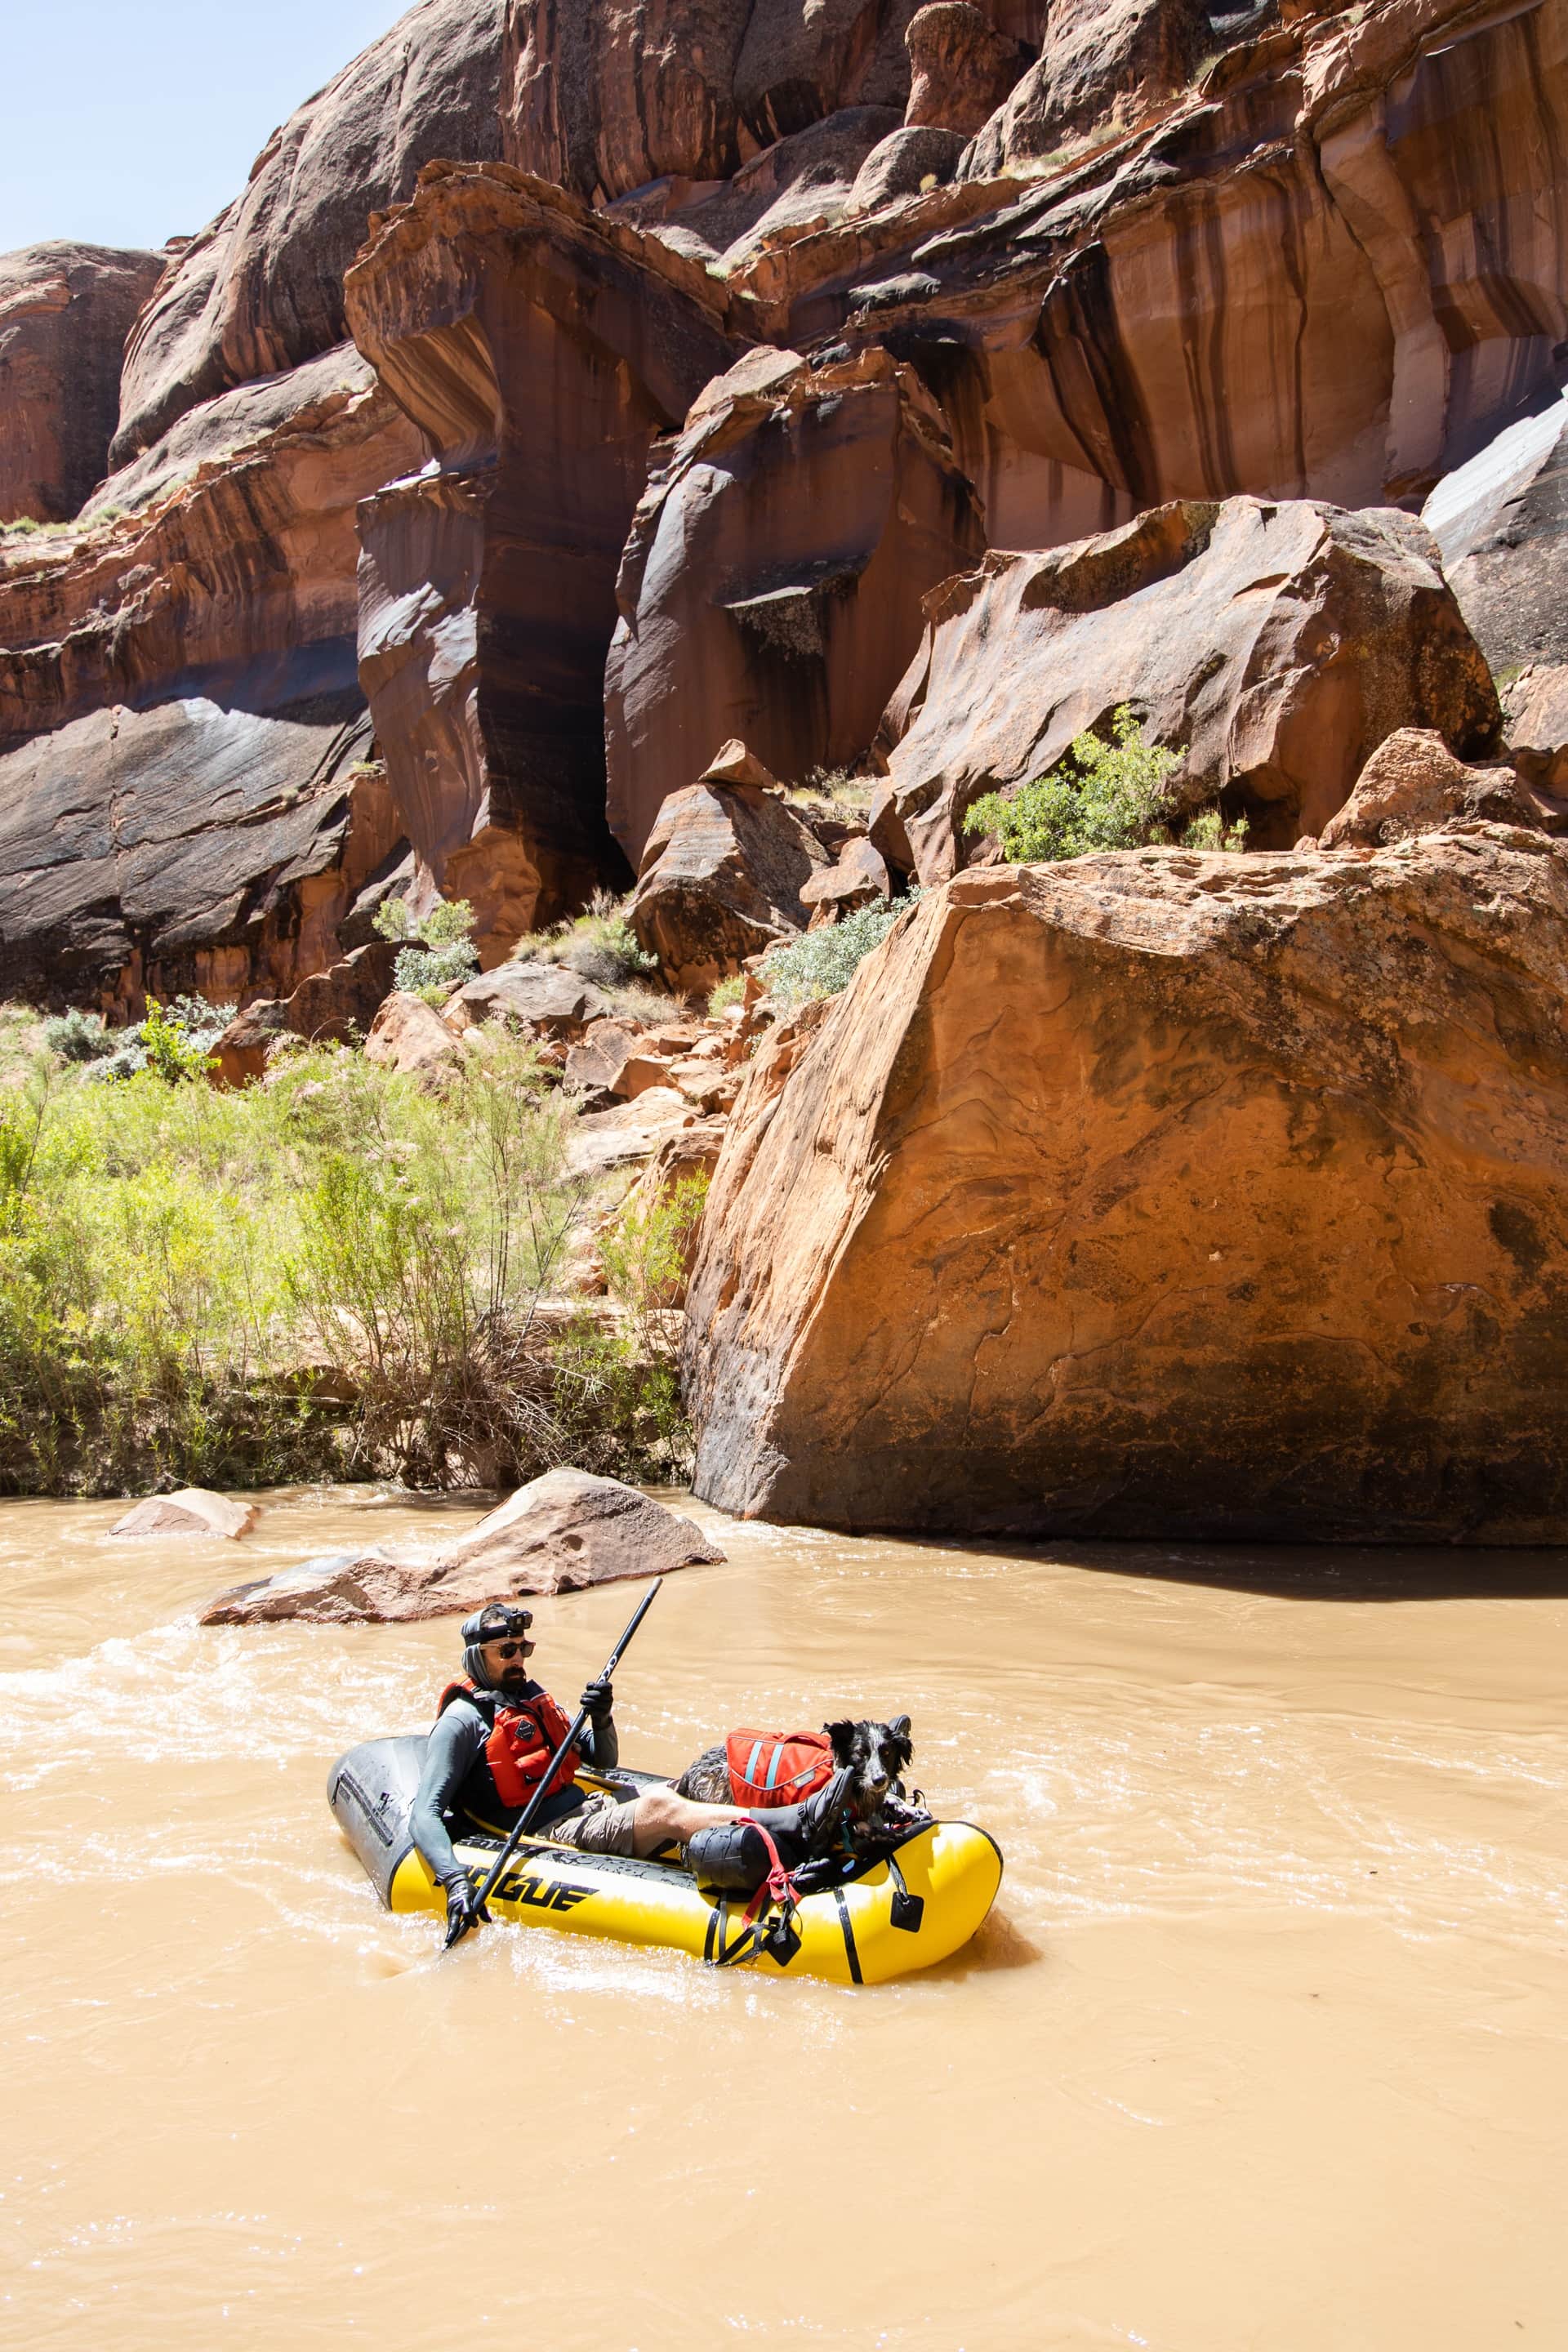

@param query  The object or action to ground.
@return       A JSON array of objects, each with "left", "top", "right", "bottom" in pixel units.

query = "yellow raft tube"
[{"left": 328, "top": 1738, "right": 1002, "bottom": 1984}]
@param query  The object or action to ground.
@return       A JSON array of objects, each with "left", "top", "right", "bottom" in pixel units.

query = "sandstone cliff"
[
  {"left": 0, "top": 243, "right": 165, "bottom": 524},
  {"left": 346, "top": 162, "right": 743, "bottom": 942},
  {"left": 0, "top": 349, "right": 421, "bottom": 751},
  {"left": 872, "top": 497, "right": 1499, "bottom": 876},
  {"left": 111, "top": 0, "right": 508, "bottom": 464},
  {"left": 0, "top": 702, "right": 399, "bottom": 1012},
  {"left": 605, "top": 343, "right": 984, "bottom": 862},
  {"left": 9, "top": 0, "right": 1568, "bottom": 1013}
]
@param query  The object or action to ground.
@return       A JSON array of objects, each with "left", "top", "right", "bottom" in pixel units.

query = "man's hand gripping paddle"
[{"left": 445, "top": 1577, "right": 664, "bottom": 1950}]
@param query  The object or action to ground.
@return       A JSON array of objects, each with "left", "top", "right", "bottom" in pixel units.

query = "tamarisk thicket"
[{"left": 0, "top": 1033, "right": 696, "bottom": 1495}]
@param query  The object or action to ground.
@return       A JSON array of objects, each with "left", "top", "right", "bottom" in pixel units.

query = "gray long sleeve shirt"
[{"left": 410, "top": 1686, "right": 618, "bottom": 1887}]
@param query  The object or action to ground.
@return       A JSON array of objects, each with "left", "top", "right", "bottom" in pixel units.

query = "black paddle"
[{"left": 461, "top": 1576, "right": 665, "bottom": 1931}]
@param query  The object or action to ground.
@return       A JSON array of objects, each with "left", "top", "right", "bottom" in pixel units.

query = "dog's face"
[{"left": 824, "top": 1714, "right": 915, "bottom": 1819}]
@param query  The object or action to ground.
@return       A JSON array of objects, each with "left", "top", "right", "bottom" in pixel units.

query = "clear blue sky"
[{"left": 2, "top": 1, "right": 409, "bottom": 256}]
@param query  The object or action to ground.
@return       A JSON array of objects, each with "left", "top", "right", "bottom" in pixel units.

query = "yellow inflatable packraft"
[{"left": 329, "top": 1740, "right": 1002, "bottom": 1984}]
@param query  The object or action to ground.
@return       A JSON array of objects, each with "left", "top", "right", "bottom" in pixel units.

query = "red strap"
[{"left": 740, "top": 1820, "right": 800, "bottom": 1927}]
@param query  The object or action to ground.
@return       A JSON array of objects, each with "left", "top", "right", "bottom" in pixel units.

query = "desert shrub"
[
  {"left": 760, "top": 893, "right": 923, "bottom": 1006},
  {"left": 374, "top": 893, "right": 481, "bottom": 1000},
  {"left": 600, "top": 1176, "right": 710, "bottom": 1328},
  {"left": 784, "top": 765, "right": 874, "bottom": 816},
  {"left": 139, "top": 998, "right": 219, "bottom": 1084},
  {"left": 513, "top": 887, "right": 659, "bottom": 991},
  {"left": 601, "top": 978, "right": 677, "bottom": 1024},
  {"left": 44, "top": 1008, "right": 112, "bottom": 1065},
  {"left": 1180, "top": 809, "right": 1250, "bottom": 853},
  {"left": 0, "top": 1037, "right": 675, "bottom": 1495},
  {"left": 87, "top": 994, "right": 234, "bottom": 1085},
  {"left": 708, "top": 974, "right": 746, "bottom": 1015},
  {"left": 0, "top": 1061, "right": 311, "bottom": 1492},
  {"left": 964, "top": 706, "right": 1183, "bottom": 862}
]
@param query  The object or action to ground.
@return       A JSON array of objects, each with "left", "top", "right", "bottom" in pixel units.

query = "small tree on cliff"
[{"left": 964, "top": 706, "right": 1246, "bottom": 862}]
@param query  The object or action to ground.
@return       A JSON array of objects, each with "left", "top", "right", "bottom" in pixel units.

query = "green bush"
[
  {"left": 964, "top": 706, "right": 1183, "bottom": 862},
  {"left": 0, "top": 1038, "right": 683, "bottom": 1495},
  {"left": 599, "top": 1175, "right": 710, "bottom": 1328},
  {"left": 1180, "top": 808, "right": 1250, "bottom": 853},
  {"left": 84, "top": 994, "right": 234, "bottom": 1084},
  {"left": 556, "top": 1174, "right": 712, "bottom": 1477},
  {"left": 374, "top": 893, "right": 482, "bottom": 999},
  {"left": 707, "top": 974, "right": 746, "bottom": 1015},
  {"left": 760, "top": 893, "right": 922, "bottom": 1006},
  {"left": 44, "top": 1008, "right": 112, "bottom": 1065},
  {"left": 514, "top": 888, "right": 659, "bottom": 991},
  {"left": 139, "top": 998, "right": 219, "bottom": 1084}
]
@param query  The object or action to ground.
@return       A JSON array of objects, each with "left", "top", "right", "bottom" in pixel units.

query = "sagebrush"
[
  {"left": 760, "top": 893, "right": 922, "bottom": 1005},
  {"left": 374, "top": 894, "right": 482, "bottom": 1003}
]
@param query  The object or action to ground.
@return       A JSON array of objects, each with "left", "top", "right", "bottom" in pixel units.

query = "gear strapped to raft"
[
  {"left": 710, "top": 1818, "right": 806, "bottom": 1967},
  {"left": 725, "top": 1728, "right": 837, "bottom": 1808},
  {"left": 439, "top": 1680, "right": 581, "bottom": 1809}
]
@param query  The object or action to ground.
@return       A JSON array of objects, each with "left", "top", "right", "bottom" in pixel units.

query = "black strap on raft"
[{"left": 886, "top": 1849, "right": 924, "bottom": 1934}]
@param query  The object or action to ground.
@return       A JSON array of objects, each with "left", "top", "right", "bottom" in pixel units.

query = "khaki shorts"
[{"left": 541, "top": 1788, "right": 641, "bottom": 1858}]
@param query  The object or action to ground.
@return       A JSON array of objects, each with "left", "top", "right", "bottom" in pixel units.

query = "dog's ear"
[
  {"left": 888, "top": 1713, "right": 914, "bottom": 1769},
  {"left": 824, "top": 1719, "right": 859, "bottom": 1766}
]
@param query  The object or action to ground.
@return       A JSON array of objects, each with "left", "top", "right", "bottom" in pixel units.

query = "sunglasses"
[{"left": 491, "top": 1637, "right": 534, "bottom": 1659}]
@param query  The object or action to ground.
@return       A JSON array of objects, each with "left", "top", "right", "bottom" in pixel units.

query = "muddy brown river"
[{"left": 2, "top": 1490, "right": 1565, "bottom": 2349}]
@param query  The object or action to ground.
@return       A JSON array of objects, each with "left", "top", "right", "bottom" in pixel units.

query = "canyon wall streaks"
[{"left": 7, "top": 0, "right": 1568, "bottom": 999}]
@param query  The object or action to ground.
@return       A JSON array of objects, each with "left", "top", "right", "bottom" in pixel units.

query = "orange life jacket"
[
  {"left": 439, "top": 1678, "right": 581, "bottom": 1809},
  {"left": 725, "top": 1728, "right": 836, "bottom": 1809}
]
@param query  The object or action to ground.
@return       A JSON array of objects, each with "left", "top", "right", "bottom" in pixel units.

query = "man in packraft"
[{"left": 411, "top": 1601, "right": 849, "bottom": 1946}]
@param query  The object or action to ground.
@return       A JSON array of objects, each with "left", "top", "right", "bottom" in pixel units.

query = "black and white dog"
[{"left": 675, "top": 1715, "right": 915, "bottom": 1833}]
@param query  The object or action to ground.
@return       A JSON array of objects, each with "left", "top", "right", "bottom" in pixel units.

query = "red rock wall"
[
  {"left": 749, "top": 0, "right": 1568, "bottom": 548},
  {"left": 0, "top": 243, "right": 165, "bottom": 524},
  {"left": 872, "top": 497, "right": 1499, "bottom": 871},
  {"left": 0, "top": 350, "right": 421, "bottom": 752},
  {"left": 604, "top": 345, "right": 984, "bottom": 863},
  {"left": 111, "top": 0, "right": 507, "bottom": 465},
  {"left": 346, "top": 164, "right": 743, "bottom": 944},
  {"left": 0, "top": 701, "right": 401, "bottom": 1013}
]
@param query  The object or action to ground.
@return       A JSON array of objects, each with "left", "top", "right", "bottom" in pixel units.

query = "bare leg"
[{"left": 627, "top": 1788, "right": 747, "bottom": 1860}]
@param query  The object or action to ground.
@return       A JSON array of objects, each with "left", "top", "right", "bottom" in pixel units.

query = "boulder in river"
[
  {"left": 199, "top": 1470, "right": 723, "bottom": 1624},
  {"left": 684, "top": 835, "right": 1568, "bottom": 1544},
  {"left": 113, "top": 1490, "right": 261, "bottom": 1540},
  {"left": 434, "top": 1468, "right": 725, "bottom": 1592}
]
